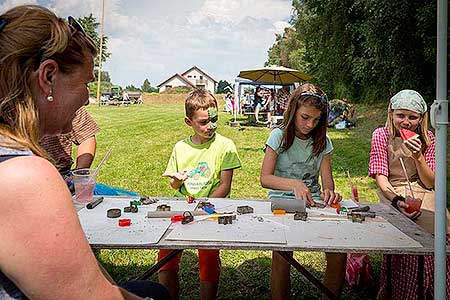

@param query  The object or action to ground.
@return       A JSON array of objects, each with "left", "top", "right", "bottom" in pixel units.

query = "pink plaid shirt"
[{"left": 368, "top": 127, "right": 435, "bottom": 178}]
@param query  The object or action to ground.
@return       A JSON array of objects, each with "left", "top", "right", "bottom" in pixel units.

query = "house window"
[
  {"left": 187, "top": 75, "right": 192, "bottom": 78},
  {"left": 193, "top": 75, "right": 196, "bottom": 78},
  {"left": 200, "top": 76, "right": 203, "bottom": 79},
  {"left": 165, "top": 85, "right": 172, "bottom": 89}
]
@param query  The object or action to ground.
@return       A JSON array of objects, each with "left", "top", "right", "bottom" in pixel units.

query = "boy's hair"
[
  {"left": 185, "top": 89, "right": 218, "bottom": 119},
  {"left": 386, "top": 107, "right": 431, "bottom": 149},
  {"left": 281, "top": 83, "right": 328, "bottom": 156}
]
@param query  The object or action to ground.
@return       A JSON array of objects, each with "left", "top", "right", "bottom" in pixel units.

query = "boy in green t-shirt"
[{"left": 159, "top": 89, "right": 241, "bottom": 300}]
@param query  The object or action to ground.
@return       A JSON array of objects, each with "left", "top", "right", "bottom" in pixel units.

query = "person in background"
[
  {"left": 40, "top": 106, "right": 138, "bottom": 196},
  {"left": 369, "top": 89, "right": 450, "bottom": 299},
  {"left": 0, "top": 5, "right": 168, "bottom": 300},
  {"left": 253, "top": 86, "right": 265, "bottom": 123},
  {"left": 160, "top": 89, "right": 242, "bottom": 300},
  {"left": 260, "top": 83, "right": 345, "bottom": 300}
]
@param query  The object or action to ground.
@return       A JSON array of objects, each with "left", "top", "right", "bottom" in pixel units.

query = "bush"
[{"left": 161, "top": 86, "right": 193, "bottom": 94}]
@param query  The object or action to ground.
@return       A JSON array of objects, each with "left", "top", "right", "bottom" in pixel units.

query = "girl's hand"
[
  {"left": 320, "top": 189, "right": 342, "bottom": 206},
  {"left": 294, "top": 181, "right": 314, "bottom": 206},
  {"left": 397, "top": 200, "right": 421, "bottom": 220},
  {"left": 404, "top": 137, "right": 422, "bottom": 159}
]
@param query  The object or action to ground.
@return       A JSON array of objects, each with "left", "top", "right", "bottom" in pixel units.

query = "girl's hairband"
[
  {"left": 0, "top": 18, "right": 6, "bottom": 32},
  {"left": 300, "top": 92, "right": 328, "bottom": 103}
]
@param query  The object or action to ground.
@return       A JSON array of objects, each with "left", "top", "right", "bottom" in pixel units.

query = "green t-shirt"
[
  {"left": 265, "top": 128, "right": 333, "bottom": 200},
  {"left": 165, "top": 133, "right": 242, "bottom": 197}
]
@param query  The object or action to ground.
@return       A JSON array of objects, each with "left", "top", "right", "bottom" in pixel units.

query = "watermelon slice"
[{"left": 400, "top": 129, "right": 419, "bottom": 141}]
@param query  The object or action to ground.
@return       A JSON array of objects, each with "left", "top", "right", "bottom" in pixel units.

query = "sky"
[{"left": 0, "top": 0, "right": 292, "bottom": 88}]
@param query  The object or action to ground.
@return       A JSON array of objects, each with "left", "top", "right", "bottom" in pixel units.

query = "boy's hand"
[
  {"left": 162, "top": 171, "right": 189, "bottom": 181},
  {"left": 294, "top": 181, "right": 314, "bottom": 206},
  {"left": 320, "top": 189, "right": 342, "bottom": 206}
]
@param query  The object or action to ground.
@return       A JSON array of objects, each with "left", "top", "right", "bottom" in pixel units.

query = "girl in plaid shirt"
[{"left": 369, "top": 89, "right": 450, "bottom": 299}]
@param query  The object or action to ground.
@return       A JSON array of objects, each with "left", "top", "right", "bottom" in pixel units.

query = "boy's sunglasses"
[
  {"left": 300, "top": 92, "right": 328, "bottom": 103},
  {"left": 68, "top": 16, "right": 86, "bottom": 36}
]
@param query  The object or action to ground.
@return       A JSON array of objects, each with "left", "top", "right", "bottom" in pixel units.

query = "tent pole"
[{"left": 433, "top": 0, "right": 448, "bottom": 298}]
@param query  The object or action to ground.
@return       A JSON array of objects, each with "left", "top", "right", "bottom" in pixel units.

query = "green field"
[{"left": 86, "top": 100, "right": 443, "bottom": 299}]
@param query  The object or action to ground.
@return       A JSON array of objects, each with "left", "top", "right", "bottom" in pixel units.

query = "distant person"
[
  {"left": 161, "top": 89, "right": 242, "bottom": 300},
  {"left": 253, "top": 86, "right": 265, "bottom": 123},
  {"left": 260, "top": 83, "right": 345, "bottom": 300},
  {"left": 369, "top": 89, "right": 450, "bottom": 299},
  {"left": 122, "top": 91, "right": 130, "bottom": 105},
  {"left": 0, "top": 5, "right": 168, "bottom": 299}
]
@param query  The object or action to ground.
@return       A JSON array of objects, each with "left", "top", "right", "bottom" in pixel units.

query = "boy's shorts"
[{"left": 158, "top": 249, "right": 221, "bottom": 282}]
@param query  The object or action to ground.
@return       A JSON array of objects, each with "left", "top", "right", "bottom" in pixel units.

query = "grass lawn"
[{"left": 86, "top": 98, "right": 447, "bottom": 299}]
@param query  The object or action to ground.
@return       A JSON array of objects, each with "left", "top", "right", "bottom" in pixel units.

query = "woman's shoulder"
[{"left": 0, "top": 156, "right": 60, "bottom": 189}]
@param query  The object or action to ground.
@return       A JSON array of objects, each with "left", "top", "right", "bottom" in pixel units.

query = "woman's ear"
[{"left": 37, "top": 59, "right": 58, "bottom": 95}]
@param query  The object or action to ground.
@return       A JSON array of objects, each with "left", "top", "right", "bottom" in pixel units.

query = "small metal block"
[
  {"left": 181, "top": 211, "right": 194, "bottom": 224},
  {"left": 218, "top": 215, "right": 233, "bottom": 225},
  {"left": 257, "top": 216, "right": 264, "bottom": 222},
  {"left": 197, "top": 201, "right": 214, "bottom": 209},
  {"left": 350, "top": 214, "right": 365, "bottom": 223},
  {"left": 237, "top": 205, "right": 254, "bottom": 214},
  {"left": 130, "top": 205, "right": 138, "bottom": 213},
  {"left": 186, "top": 196, "right": 195, "bottom": 204},
  {"left": 143, "top": 197, "right": 158, "bottom": 205},
  {"left": 156, "top": 204, "right": 171, "bottom": 211},
  {"left": 124, "top": 207, "right": 132, "bottom": 213},
  {"left": 107, "top": 208, "right": 121, "bottom": 218},
  {"left": 294, "top": 211, "right": 308, "bottom": 221}
]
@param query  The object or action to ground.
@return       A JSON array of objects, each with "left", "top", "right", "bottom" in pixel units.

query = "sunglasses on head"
[
  {"left": 68, "top": 16, "right": 86, "bottom": 36},
  {"left": 300, "top": 92, "right": 328, "bottom": 103}
]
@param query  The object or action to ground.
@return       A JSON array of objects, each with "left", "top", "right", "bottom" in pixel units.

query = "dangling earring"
[{"left": 47, "top": 89, "right": 54, "bottom": 102}]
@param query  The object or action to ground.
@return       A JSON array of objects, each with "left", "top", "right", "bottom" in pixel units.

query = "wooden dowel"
[{"left": 399, "top": 157, "right": 415, "bottom": 199}]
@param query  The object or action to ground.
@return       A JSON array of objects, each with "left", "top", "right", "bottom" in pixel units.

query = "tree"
[
  {"left": 94, "top": 71, "right": 111, "bottom": 83},
  {"left": 77, "top": 14, "right": 111, "bottom": 67},
  {"left": 265, "top": 0, "right": 439, "bottom": 102},
  {"left": 141, "top": 79, "right": 152, "bottom": 93},
  {"left": 125, "top": 84, "right": 141, "bottom": 92},
  {"left": 216, "top": 80, "right": 232, "bottom": 94}
]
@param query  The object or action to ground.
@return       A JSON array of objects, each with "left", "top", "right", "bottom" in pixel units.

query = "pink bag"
[{"left": 345, "top": 253, "right": 374, "bottom": 288}]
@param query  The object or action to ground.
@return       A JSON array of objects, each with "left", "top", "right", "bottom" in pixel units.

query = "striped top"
[{"left": 39, "top": 106, "right": 99, "bottom": 173}]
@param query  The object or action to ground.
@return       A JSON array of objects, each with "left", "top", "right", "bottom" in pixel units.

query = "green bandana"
[
  {"left": 207, "top": 108, "right": 218, "bottom": 130},
  {"left": 390, "top": 90, "right": 427, "bottom": 114}
]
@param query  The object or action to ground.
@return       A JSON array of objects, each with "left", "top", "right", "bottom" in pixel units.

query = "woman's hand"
[
  {"left": 320, "top": 189, "right": 342, "bottom": 206},
  {"left": 404, "top": 136, "right": 423, "bottom": 159},
  {"left": 294, "top": 181, "right": 314, "bottom": 206}
]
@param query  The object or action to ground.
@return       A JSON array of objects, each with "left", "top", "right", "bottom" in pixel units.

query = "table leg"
[
  {"left": 137, "top": 249, "right": 183, "bottom": 280},
  {"left": 277, "top": 251, "right": 340, "bottom": 300}
]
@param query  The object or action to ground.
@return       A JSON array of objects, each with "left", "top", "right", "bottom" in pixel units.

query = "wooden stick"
[
  {"left": 75, "top": 148, "right": 112, "bottom": 201},
  {"left": 399, "top": 157, "right": 415, "bottom": 199},
  {"left": 386, "top": 186, "right": 400, "bottom": 197}
]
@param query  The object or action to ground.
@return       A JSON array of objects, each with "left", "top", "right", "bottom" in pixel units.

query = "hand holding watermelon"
[{"left": 400, "top": 129, "right": 422, "bottom": 158}]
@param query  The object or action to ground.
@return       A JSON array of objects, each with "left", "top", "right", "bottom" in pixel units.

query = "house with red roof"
[{"left": 157, "top": 66, "right": 217, "bottom": 94}]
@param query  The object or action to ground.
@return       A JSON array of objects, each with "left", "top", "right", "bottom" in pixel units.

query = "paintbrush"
[
  {"left": 399, "top": 157, "right": 415, "bottom": 199},
  {"left": 75, "top": 148, "right": 112, "bottom": 201}
]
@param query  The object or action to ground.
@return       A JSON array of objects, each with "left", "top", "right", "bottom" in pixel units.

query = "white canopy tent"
[{"left": 232, "top": 77, "right": 294, "bottom": 123}]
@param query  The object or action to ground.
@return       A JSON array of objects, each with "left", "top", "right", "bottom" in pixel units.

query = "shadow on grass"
[{"left": 97, "top": 249, "right": 382, "bottom": 300}]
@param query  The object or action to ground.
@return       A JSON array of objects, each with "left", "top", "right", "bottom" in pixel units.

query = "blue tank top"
[{"left": 0, "top": 145, "right": 32, "bottom": 300}]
